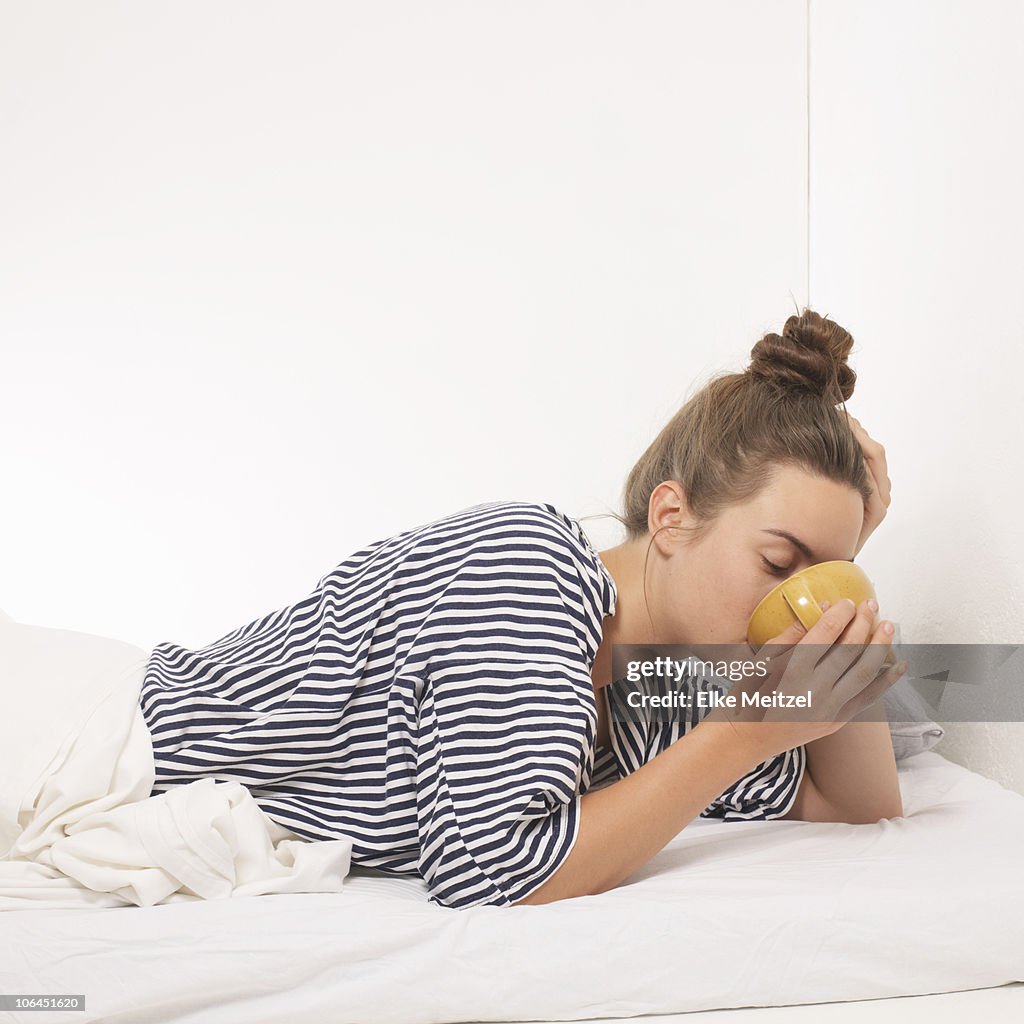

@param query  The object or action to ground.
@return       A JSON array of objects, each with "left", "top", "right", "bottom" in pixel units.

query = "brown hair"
[{"left": 583, "top": 307, "right": 872, "bottom": 556}]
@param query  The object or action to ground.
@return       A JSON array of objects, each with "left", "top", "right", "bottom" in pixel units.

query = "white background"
[{"left": 1, "top": 1, "right": 1021, "bottom": 791}]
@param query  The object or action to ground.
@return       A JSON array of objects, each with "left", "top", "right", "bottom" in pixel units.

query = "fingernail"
[
  {"left": 883, "top": 622, "right": 894, "bottom": 635},
  {"left": 867, "top": 598, "right": 879, "bottom": 613}
]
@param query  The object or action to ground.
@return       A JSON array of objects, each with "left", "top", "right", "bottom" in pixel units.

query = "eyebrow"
[{"left": 761, "top": 529, "right": 856, "bottom": 564}]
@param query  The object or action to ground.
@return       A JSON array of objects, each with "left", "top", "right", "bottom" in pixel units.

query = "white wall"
[
  {"left": 0, "top": 0, "right": 807, "bottom": 649},
  {"left": 811, "top": 0, "right": 1024, "bottom": 793},
  {"left": 1, "top": 1, "right": 1019, "bottom": 791}
]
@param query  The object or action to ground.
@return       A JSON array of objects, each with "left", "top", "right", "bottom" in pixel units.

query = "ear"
[{"left": 647, "top": 480, "right": 694, "bottom": 556}]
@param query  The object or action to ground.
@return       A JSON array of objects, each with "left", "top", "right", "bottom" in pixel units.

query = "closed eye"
[{"left": 761, "top": 556, "right": 791, "bottom": 578}]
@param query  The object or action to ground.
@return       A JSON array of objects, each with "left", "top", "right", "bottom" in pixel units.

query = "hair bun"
[{"left": 748, "top": 308, "right": 857, "bottom": 401}]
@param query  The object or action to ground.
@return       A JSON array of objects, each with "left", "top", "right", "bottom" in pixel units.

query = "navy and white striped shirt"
[{"left": 139, "top": 500, "right": 804, "bottom": 909}]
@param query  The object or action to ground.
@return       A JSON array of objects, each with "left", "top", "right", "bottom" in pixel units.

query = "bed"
[{"left": 2, "top": 613, "right": 1023, "bottom": 1024}]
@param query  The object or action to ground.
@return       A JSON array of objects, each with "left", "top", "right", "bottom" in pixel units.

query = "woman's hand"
[
  {"left": 702, "top": 599, "right": 907, "bottom": 766},
  {"left": 847, "top": 414, "right": 891, "bottom": 557}
]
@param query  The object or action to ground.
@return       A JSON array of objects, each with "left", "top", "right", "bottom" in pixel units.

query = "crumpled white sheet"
[{"left": 0, "top": 610, "right": 353, "bottom": 910}]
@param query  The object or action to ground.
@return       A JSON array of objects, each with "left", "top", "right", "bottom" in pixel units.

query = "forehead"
[{"left": 733, "top": 465, "right": 863, "bottom": 555}]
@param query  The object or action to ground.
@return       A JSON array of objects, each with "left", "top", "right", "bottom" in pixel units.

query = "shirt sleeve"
[
  {"left": 411, "top": 530, "right": 601, "bottom": 909},
  {"left": 603, "top": 673, "right": 808, "bottom": 822},
  {"left": 700, "top": 744, "right": 807, "bottom": 821}
]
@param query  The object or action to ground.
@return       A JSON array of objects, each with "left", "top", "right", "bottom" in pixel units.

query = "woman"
[{"left": 139, "top": 307, "right": 905, "bottom": 911}]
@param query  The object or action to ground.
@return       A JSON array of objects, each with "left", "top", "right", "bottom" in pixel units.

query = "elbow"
[
  {"left": 839, "top": 811, "right": 899, "bottom": 825},
  {"left": 511, "top": 864, "right": 611, "bottom": 906},
  {"left": 784, "top": 771, "right": 903, "bottom": 824},
  {"left": 511, "top": 889, "right": 566, "bottom": 907},
  {"left": 510, "top": 877, "right": 589, "bottom": 907},
  {"left": 836, "top": 798, "right": 904, "bottom": 824},
  {"left": 512, "top": 885, "right": 605, "bottom": 907},
  {"left": 510, "top": 887, "right": 551, "bottom": 907},
  {"left": 878, "top": 800, "right": 905, "bottom": 822}
]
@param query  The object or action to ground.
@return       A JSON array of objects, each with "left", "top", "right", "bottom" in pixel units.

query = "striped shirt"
[{"left": 139, "top": 500, "right": 805, "bottom": 909}]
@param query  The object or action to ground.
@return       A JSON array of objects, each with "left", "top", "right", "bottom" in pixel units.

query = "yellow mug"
[{"left": 747, "top": 559, "right": 897, "bottom": 666}]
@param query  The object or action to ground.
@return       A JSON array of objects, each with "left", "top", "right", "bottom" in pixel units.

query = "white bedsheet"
[
  {"left": 0, "top": 612, "right": 352, "bottom": 909},
  {"left": 1, "top": 752, "right": 1022, "bottom": 1023},
  {"left": 1, "top": 609, "right": 1023, "bottom": 1023},
  {"left": 480, "top": 983, "right": 1024, "bottom": 1024}
]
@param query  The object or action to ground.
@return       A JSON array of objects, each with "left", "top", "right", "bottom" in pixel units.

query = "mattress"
[
  {"left": 493, "top": 983, "right": 1024, "bottom": 1024},
  {"left": 1, "top": 749, "right": 1022, "bottom": 1024}
]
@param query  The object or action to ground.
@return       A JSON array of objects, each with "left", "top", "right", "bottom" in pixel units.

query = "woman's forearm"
[
  {"left": 802, "top": 711, "right": 903, "bottom": 823},
  {"left": 512, "top": 720, "right": 764, "bottom": 905}
]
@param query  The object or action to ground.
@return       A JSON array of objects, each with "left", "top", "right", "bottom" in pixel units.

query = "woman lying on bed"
[{"left": 139, "top": 306, "right": 906, "bottom": 911}]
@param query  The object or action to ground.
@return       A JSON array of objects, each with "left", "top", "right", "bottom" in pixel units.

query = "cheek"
[
  {"left": 731, "top": 590, "right": 761, "bottom": 623},
  {"left": 726, "top": 567, "right": 771, "bottom": 621},
  {"left": 681, "top": 546, "right": 762, "bottom": 626}
]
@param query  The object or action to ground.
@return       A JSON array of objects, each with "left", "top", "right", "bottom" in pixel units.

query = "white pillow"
[
  {"left": 0, "top": 607, "right": 150, "bottom": 855},
  {"left": 884, "top": 623, "right": 946, "bottom": 760}
]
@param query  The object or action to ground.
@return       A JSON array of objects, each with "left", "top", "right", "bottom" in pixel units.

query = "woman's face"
[{"left": 647, "top": 465, "right": 865, "bottom": 648}]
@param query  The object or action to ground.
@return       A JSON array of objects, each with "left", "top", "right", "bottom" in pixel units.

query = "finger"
[
  {"left": 848, "top": 416, "right": 892, "bottom": 506},
  {"left": 787, "top": 599, "right": 859, "bottom": 676},
  {"left": 814, "top": 602, "right": 882, "bottom": 685},
  {"left": 863, "top": 455, "right": 891, "bottom": 508},
  {"left": 756, "top": 621, "right": 815, "bottom": 680},
  {"left": 761, "top": 643, "right": 798, "bottom": 686},
  {"left": 762, "top": 620, "right": 812, "bottom": 651},
  {"left": 837, "top": 657, "right": 908, "bottom": 722},
  {"left": 858, "top": 446, "right": 886, "bottom": 507},
  {"left": 834, "top": 599, "right": 880, "bottom": 646},
  {"left": 766, "top": 599, "right": 880, "bottom": 684},
  {"left": 847, "top": 414, "right": 884, "bottom": 458},
  {"left": 830, "top": 619, "right": 897, "bottom": 707}
]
